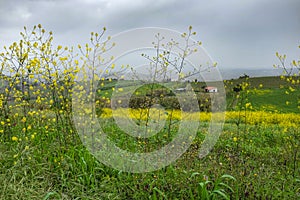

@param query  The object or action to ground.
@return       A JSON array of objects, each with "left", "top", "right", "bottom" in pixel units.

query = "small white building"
[
  {"left": 204, "top": 86, "right": 218, "bottom": 93},
  {"left": 175, "top": 88, "right": 186, "bottom": 92}
]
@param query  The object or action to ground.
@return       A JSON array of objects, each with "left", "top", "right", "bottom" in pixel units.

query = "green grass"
[
  {"left": 1, "top": 118, "right": 299, "bottom": 199},
  {"left": 224, "top": 76, "right": 299, "bottom": 113},
  {"left": 248, "top": 88, "right": 300, "bottom": 113},
  {"left": 225, "top": 76, "right": 292, "bottom": 89}
]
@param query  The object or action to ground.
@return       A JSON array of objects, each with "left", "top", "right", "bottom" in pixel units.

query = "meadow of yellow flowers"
[{"left": 0, "top": 24, "right": 299, "bottom": 199}]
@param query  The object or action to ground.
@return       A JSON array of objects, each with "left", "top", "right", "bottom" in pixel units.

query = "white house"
[
  {"left": 204, "top": 86, "right": 218, "bottom": 93},
  {"left": 175, "top": 88, "right": 186, "bottom": 92}
]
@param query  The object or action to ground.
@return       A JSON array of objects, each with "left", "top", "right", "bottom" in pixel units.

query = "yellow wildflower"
[
  {"left": 21, "top": 117, "right": 26, "bottom": 123},
  {"left": 233, "top": 137, "right": 238, "bottom": 142},
  {"left": 12, "top": 136, "right": 18, "bottom": 141}
]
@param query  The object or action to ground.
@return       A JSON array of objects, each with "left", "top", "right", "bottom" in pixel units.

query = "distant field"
[
  {"left": 225, "top": 76, "right": 291, "bottom": 89},
  {"left": 224, "top": 76, "right": 299, "bottom": 113},
  {"left": 96, "top": 76, "right": 299, "bottom": 113},
  {"left": 248, "top": 88, "right": 299, "bottom": 113}
]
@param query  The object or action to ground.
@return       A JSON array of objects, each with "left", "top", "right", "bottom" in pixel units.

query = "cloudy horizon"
[{"left": 0, "top": 0, "right": 299, "bottom": 71}]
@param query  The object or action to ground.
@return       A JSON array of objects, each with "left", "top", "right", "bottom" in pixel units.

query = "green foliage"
[
  {"left": 196, "top": 174, "right": 236, "bottom": 200},
  {"left": 1, "top": 115, "right": 300, "bottom": 199}
]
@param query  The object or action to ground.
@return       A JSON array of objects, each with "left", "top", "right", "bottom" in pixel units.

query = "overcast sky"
[{"left": 0, "top": 0, "right": 299, "bottom": 71}]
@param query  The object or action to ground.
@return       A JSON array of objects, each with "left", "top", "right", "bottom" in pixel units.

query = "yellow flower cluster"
[{"left": 100, "top": 108, "right": 299, "bottom": 127}]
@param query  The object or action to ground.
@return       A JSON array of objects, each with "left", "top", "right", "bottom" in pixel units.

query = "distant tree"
[
  {"left": 239, "top": 73, "right": 249, "bottom": 79},
  {"left": 233, "top": 84, "right": 242, "bottom": 93}
]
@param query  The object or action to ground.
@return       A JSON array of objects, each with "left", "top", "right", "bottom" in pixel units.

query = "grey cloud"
[{"left": 0, "top": 0, "right": 299, "bottom": 70}]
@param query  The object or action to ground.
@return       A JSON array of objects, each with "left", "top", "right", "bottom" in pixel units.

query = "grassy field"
[
  {"left": 247, "top": 88, "right": 299, "bottom": 113},
  {"left": 224, "top": 76, "right": 300, "bottom": 113},
  {"left": 1, "top": 76, "right": 300, "bottom": 199},
  {"left": 1, "top": 119, "right": 299, "bottom": 199}
]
